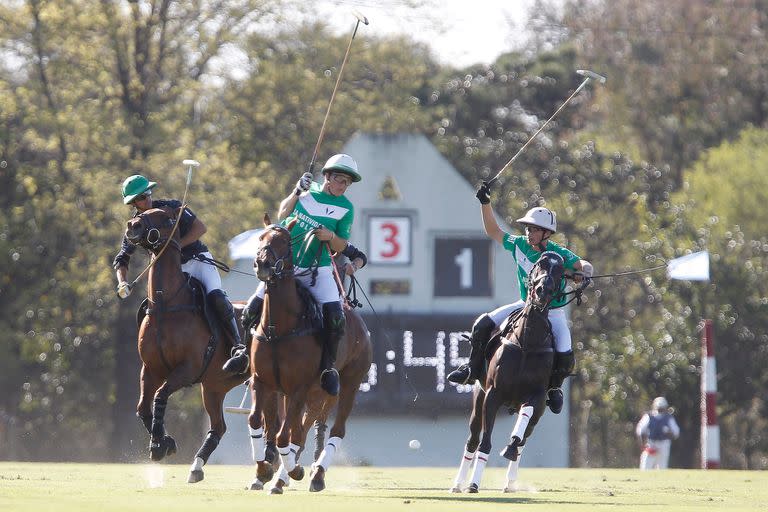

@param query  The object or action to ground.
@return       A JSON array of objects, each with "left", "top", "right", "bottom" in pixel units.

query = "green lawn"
[{"left": 0, "top": 463, "right": 765, "bottom": 512}]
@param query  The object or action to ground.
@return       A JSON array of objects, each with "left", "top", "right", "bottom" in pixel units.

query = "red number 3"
[{"left": 380, "top": 222, "right": 400, "bottom": 258}]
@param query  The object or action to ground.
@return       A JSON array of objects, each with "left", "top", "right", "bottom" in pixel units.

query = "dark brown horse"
[
  {"left": 246, "top": 216, "right": 372, "bottom": 493},
  {"left": 125, "top": 207, "right": 250, "bottom": 483},
  {"left": 450, "top": 251, "right": 566, "bottom": 493}
]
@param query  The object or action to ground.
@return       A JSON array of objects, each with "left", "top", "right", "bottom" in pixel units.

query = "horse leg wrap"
[
  {"left": 151, "top": 398, "right": 167, "bottom": 439},
  {"left": 510, "top": 405, "right": 534, "bottom": 440},
  {"left": 315, "top": 436, "right": 342, "bottom": 471},
  {"left": 469, "top": 451, "right": 489, "bottom": 488},
  {"left": 453, "top": 448, "right": 476, "bottom": 488},
  {"left": 504, "top": 446, "right": 525, "bottom": 487},
  {"left": 313, "top": 422, "right": 328, "bottom": 462},
  {"left": 194, "top": 430, "right": 221, "bottom": 464},
  {"left": 277, "top": 444, "right": 297, "bottom": 473},
  {"left": 250, "top": 427, "right": 265, "bottom": 462}
]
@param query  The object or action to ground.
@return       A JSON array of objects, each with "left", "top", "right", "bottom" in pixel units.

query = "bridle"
[
  {"left": 255, "top": 225, "right": 295, "bottom": 282},
  {"left": 127, "top": 209, "right": 181, "bottom": 253},
  {"left": 527, "top": 252, "right": 564, "bottom": 312}
]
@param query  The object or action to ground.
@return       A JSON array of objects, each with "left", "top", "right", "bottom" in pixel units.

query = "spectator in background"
[{"left": 636, "top": 396, "right": 680, "bottom": 470}]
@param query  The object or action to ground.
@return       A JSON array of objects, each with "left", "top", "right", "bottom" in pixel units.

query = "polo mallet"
[
  {"left": 307, "top": 11, "right": 369, "bottom": 175},
  {"left": 488, "top": 69, "right": 606, "bottom": 186}
]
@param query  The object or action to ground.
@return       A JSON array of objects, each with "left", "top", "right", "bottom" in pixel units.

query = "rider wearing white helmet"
[
  {"left": 447, "top": 181, "right": 594, "bottom": 415},
  {"left": 223, "top": 155, "right": 367, "bottom": 396}
]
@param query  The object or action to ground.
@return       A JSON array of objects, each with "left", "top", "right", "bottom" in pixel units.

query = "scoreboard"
[{"left": 352, "top": 312, "right": 478, "bottom": 412}]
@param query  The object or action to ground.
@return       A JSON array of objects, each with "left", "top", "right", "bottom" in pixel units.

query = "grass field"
[{"left": 0, "top": 462, "right": 765, "bottom": 512}]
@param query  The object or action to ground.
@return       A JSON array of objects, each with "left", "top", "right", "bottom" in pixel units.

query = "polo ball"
[{"left": 409, "top": 439, "right": 421, "bottom": 450}]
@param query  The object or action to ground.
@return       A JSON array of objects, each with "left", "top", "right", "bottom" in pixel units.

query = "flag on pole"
[
  {"left": 228, "top": 229, "right": 264, "bottom": 260},
  {"left": 667, "top": 251, "right": 710, "bottom": 281}
]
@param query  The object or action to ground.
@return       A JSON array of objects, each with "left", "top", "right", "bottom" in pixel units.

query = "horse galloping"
[
  {"left": 451, "top": 251, "right": 567, "bottom": 493},
  {"left": 125, "top": 207, "right": 248, "bottom": 483},
  {"left": 247, "top": 216, "right": 372, "bottom": 493}
]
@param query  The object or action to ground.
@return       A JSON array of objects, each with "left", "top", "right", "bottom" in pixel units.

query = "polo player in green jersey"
[
  {"left": 447, "top": 181, "right": 593, "bottom": 414},
  {"left": 223, "top": 155, "right": 367, "bottom": 397}
]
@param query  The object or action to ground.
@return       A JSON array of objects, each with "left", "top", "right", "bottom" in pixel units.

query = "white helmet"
[
  {"left": 652, "top": 396, "right": 669, "bottom": 411},
  {"left": 322, "top": 153, "right": 361, "bottom": 183},
  {"left": 517, "top": 206, "right": 557, "bottom": 233}
]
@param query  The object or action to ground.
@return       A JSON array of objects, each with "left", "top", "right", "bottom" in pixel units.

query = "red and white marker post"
[{"left": 700, "top": 319, "right": 720, "bottom": 469}]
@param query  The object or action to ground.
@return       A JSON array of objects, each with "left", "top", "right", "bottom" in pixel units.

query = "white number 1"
[{"left": 453, "top": 248, "right": 473, "bottom": 289}]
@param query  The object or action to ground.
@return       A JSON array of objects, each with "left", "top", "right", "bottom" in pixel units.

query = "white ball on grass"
[{"left": 409, "top": 439, "right": 421, "bottom": 450}]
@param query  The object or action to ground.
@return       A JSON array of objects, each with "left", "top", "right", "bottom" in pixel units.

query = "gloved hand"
[
  {"left": 295, "top": 172, "right": 313, "bottom": 195},
  {"left": 476, "top": 180, "right": 491, "bottom": 204},
  {"left": 117, "top": 282, "right": 132, "bottom": 299}
]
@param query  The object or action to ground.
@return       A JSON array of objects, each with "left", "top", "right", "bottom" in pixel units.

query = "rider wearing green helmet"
[
  {"left": 114, "top": 174, "right": 243, "bottom": 356},
  {"left": 223, "top": 154, "right": 367, "bottom": 396}
]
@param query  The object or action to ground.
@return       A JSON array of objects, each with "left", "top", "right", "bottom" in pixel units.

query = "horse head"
[
  {"left": 125, "top": 207, "right": 180, "bottom": 253},
  {"left": 527, "top": 251, "right": 565, "bottom": 310},
  {"left": 254, "top": 215, "right": 297, "bottom": 283}
]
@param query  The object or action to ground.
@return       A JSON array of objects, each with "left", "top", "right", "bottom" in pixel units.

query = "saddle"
[
  {"left": 135, "top": 274, "right": 223, "bottom": 344},
  {"left": 255, "top": 280, "right": 323, "bottom": 344}
]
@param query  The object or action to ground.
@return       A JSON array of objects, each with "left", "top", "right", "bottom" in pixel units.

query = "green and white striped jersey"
[
  {"left": 502, "top": 232, "right": 581, "bottom": 308},
  {"left": 282, "top": 182, "right": 354, "bottom": 268}
]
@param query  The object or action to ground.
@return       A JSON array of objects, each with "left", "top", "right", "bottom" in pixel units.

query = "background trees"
[{"left": 1, "top": 0, "right": 765, "bottom": 468}]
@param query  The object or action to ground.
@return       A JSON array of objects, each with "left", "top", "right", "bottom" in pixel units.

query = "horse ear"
[
  {"left": 263, "top": 213, "right": 271, "bottom": 227},
  {"left": 286, "top": 218, "right": 297, "bottom": 230}
]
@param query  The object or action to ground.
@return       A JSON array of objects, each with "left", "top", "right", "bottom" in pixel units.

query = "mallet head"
[
  {"left": 352, "top": 10, "right": 369, "bottom": 25},
  {"left": 576, "top": 69, "right": 607, "bottom": 84},
  {"left": 182, "top": 159, "right": 200, "bottom": 167}
]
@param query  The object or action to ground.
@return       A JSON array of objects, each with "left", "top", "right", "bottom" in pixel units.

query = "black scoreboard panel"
[
  {"left": 433, "top": 237, "right": 493, "bottom": 297},
  {"left": 352, "top": 313, "right": 480, "bottom": 414}
]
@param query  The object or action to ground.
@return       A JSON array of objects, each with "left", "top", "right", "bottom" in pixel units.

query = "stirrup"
[
  {"left": 546, "top": 387, "right": 564, "bottom": 414},
  {"left": 320, "top": 368, "right": 340, "bottom": 396},
  {"left": 447, "top": 364, "right": 472, "bottom": 385},
  {"left": 222, "top": 347, "right": 249, "bottom": 374}
]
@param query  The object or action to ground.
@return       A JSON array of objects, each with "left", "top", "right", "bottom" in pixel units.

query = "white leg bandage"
[
  {"left": 316, "top": 436, "right": 342, "bottom": 471},
  {"left": 470, "top": 451, "right": 489, "bottom": 488},
  {"left": 505, "top": 445, "right": 525, "bottom": 485},
  {"left": 511, "top": 405, "right": 534, "bottom": 440},
  {"left": 249, "top": 427, "right": 265, "bottom": 462},
  {"left": 278, "top": 444, "right": 296, "bottom": 472},
  {"left": 190, "top": 456, "right": 204, "bottom": 472},
  {"left": 453, "top": 448, "right": 476, "bottom": 488}
]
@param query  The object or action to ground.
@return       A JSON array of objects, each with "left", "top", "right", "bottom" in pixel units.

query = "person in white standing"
[{"left": 636, "top": 396, "right": 680, "bottom": 470}]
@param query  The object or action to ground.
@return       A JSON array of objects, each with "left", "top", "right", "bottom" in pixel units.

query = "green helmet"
[
  {"left": 322, "top": 154, "right": 361, "bottom": 183},
  {"left": 121, "top": 174, "right": 157, "bottom": 204}
]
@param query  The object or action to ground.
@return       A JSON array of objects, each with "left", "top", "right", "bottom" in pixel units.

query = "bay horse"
[
  {"left": 125, "top": 206, "right": 258, "bottom": 483},
  {"left": 246, "top": 215, "right": 372, "bottom": 493},
  {"left": 450, "top": 251, "right": 567, "bottom": 493}
]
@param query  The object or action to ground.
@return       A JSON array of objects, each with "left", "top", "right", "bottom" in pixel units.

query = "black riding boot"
[
  {"left": 207, "top": 290, "right": 242, "bottom": 373},
  {"left": 222, "top": 294, "right": 262, "bottom": 374},
  {"left": 320, "top": 302, "right": 345, "bottom": 396},
  {"left": 546, "top": 350, "right": 575, "bottom": 414},
  {"left": 447, "top": 314, "right": 496, "bottom": 385}
]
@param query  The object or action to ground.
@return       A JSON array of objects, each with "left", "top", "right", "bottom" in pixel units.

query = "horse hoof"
[
  {"left": 149, "top": 442, "right": 165, "bottom": 462},
  {"left": 256, "top": 461, "right": 274, "bottom": 483},
  {"left": 270, "top": 479, "right": 286, "bottom": 495},
  {"left": 249, "top": 479, "right": 264, "bottom": 491},
  {"left": 467, "top": 483, "right": 479, "bottom": 493},
  {"left": 500, "top": 441, "right": 520, "bottom": 461},
  {"left": 163, "top": 436, "right": 177, "bottom": 457},
  {"left": 309, "top": 466, "right": 325, "bottom": 492},
  {"left": 449, "top": 486, "right": 463, "bottom": 493},
  {"left": 503, "top": 486, "right": 516, "bottom": 493},
  {"left": 288, "top": 465, "right": 304, "bottom": 481}
]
